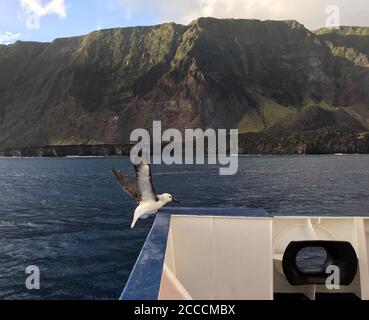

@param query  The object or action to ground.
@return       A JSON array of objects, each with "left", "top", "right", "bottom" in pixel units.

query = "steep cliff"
[{"left": 1, "top": 18, "right": 369, "bottom": 154}]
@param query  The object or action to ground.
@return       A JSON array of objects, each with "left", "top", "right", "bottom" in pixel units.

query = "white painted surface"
[
  {"left": 159, "top": 215, "right": 369, "bottom": 300},
  {"left": 161, "top": 215, "right": 273, "bottom": 300},
  {"left": 159, "top": 264, "right": 193, "bottom": 300}
]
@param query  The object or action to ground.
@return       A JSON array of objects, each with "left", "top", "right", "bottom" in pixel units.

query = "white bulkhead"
[{"left": 159, "top": 215, "right": 369, "bottom": 300}]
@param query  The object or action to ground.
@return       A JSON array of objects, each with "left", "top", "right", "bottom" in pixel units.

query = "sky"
[{"left": 0, "top": 0, "right": 368, "bottom": 44}]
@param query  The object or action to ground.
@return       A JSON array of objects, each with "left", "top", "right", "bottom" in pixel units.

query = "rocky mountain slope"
[{"left": 1, "top": 18, "right": 369, "bottom": 154}]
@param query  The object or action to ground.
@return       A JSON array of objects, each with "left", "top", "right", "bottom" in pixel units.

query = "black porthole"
[{"left": 282, "top": 241, "right": 358, "bottom": 286}]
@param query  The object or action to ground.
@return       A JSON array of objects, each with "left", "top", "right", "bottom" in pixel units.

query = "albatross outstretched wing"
[
  {"left": 112, "top": 169, "right": 140, "bottom": 203},
  {"left": 134, "top": 163, "right": 159, "bottom": 202}
]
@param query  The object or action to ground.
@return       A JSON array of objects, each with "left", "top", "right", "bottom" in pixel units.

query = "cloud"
[
  {"left": 19, "top": 0, "right": 67, "bottom": 18},
  {"left": 0, "top": 31, "right": 22, "bottom": 45},
  {"left": 19, "top": 0, "right": 67, "bottom": 30},
  {"left": 115, "top": 0, "right": 369, "bottom": 30}
]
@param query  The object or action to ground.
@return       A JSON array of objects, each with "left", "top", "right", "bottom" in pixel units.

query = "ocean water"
[{"left": 0, "top": 155, "right": 369, "bottom": 300}]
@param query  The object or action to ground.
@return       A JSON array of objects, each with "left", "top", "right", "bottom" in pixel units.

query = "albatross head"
[{"left": 159, "top": 193, "right": 177, "bottom": 204}]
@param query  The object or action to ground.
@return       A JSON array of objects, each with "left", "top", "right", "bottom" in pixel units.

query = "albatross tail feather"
[{"left": 131, "top": 214, "right": 140, "bottom": 229}]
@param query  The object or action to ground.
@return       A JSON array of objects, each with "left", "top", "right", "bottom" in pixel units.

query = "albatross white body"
[
  {"left": 132, "top": 194, "right": 173, "bottom": 228},
  {"left": 112, "top": 164, "right": 175, "bottom": 228}
]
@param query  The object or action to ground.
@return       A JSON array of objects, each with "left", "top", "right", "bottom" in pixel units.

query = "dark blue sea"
[{"left": 1, "top": 155, "right": 369, "bottom": 300}]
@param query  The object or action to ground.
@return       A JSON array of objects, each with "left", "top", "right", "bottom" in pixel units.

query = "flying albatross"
[{"left": 112, "top": 163, "right": 177, "bottom": 228}]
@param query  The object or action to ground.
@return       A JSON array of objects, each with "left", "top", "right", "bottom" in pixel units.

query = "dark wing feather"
[
  {"left": 134, "top": 163, "right": 158, "bottom": 202},
  {"left": 112, "top": 169, "right": 140, "bottom": 203}
]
